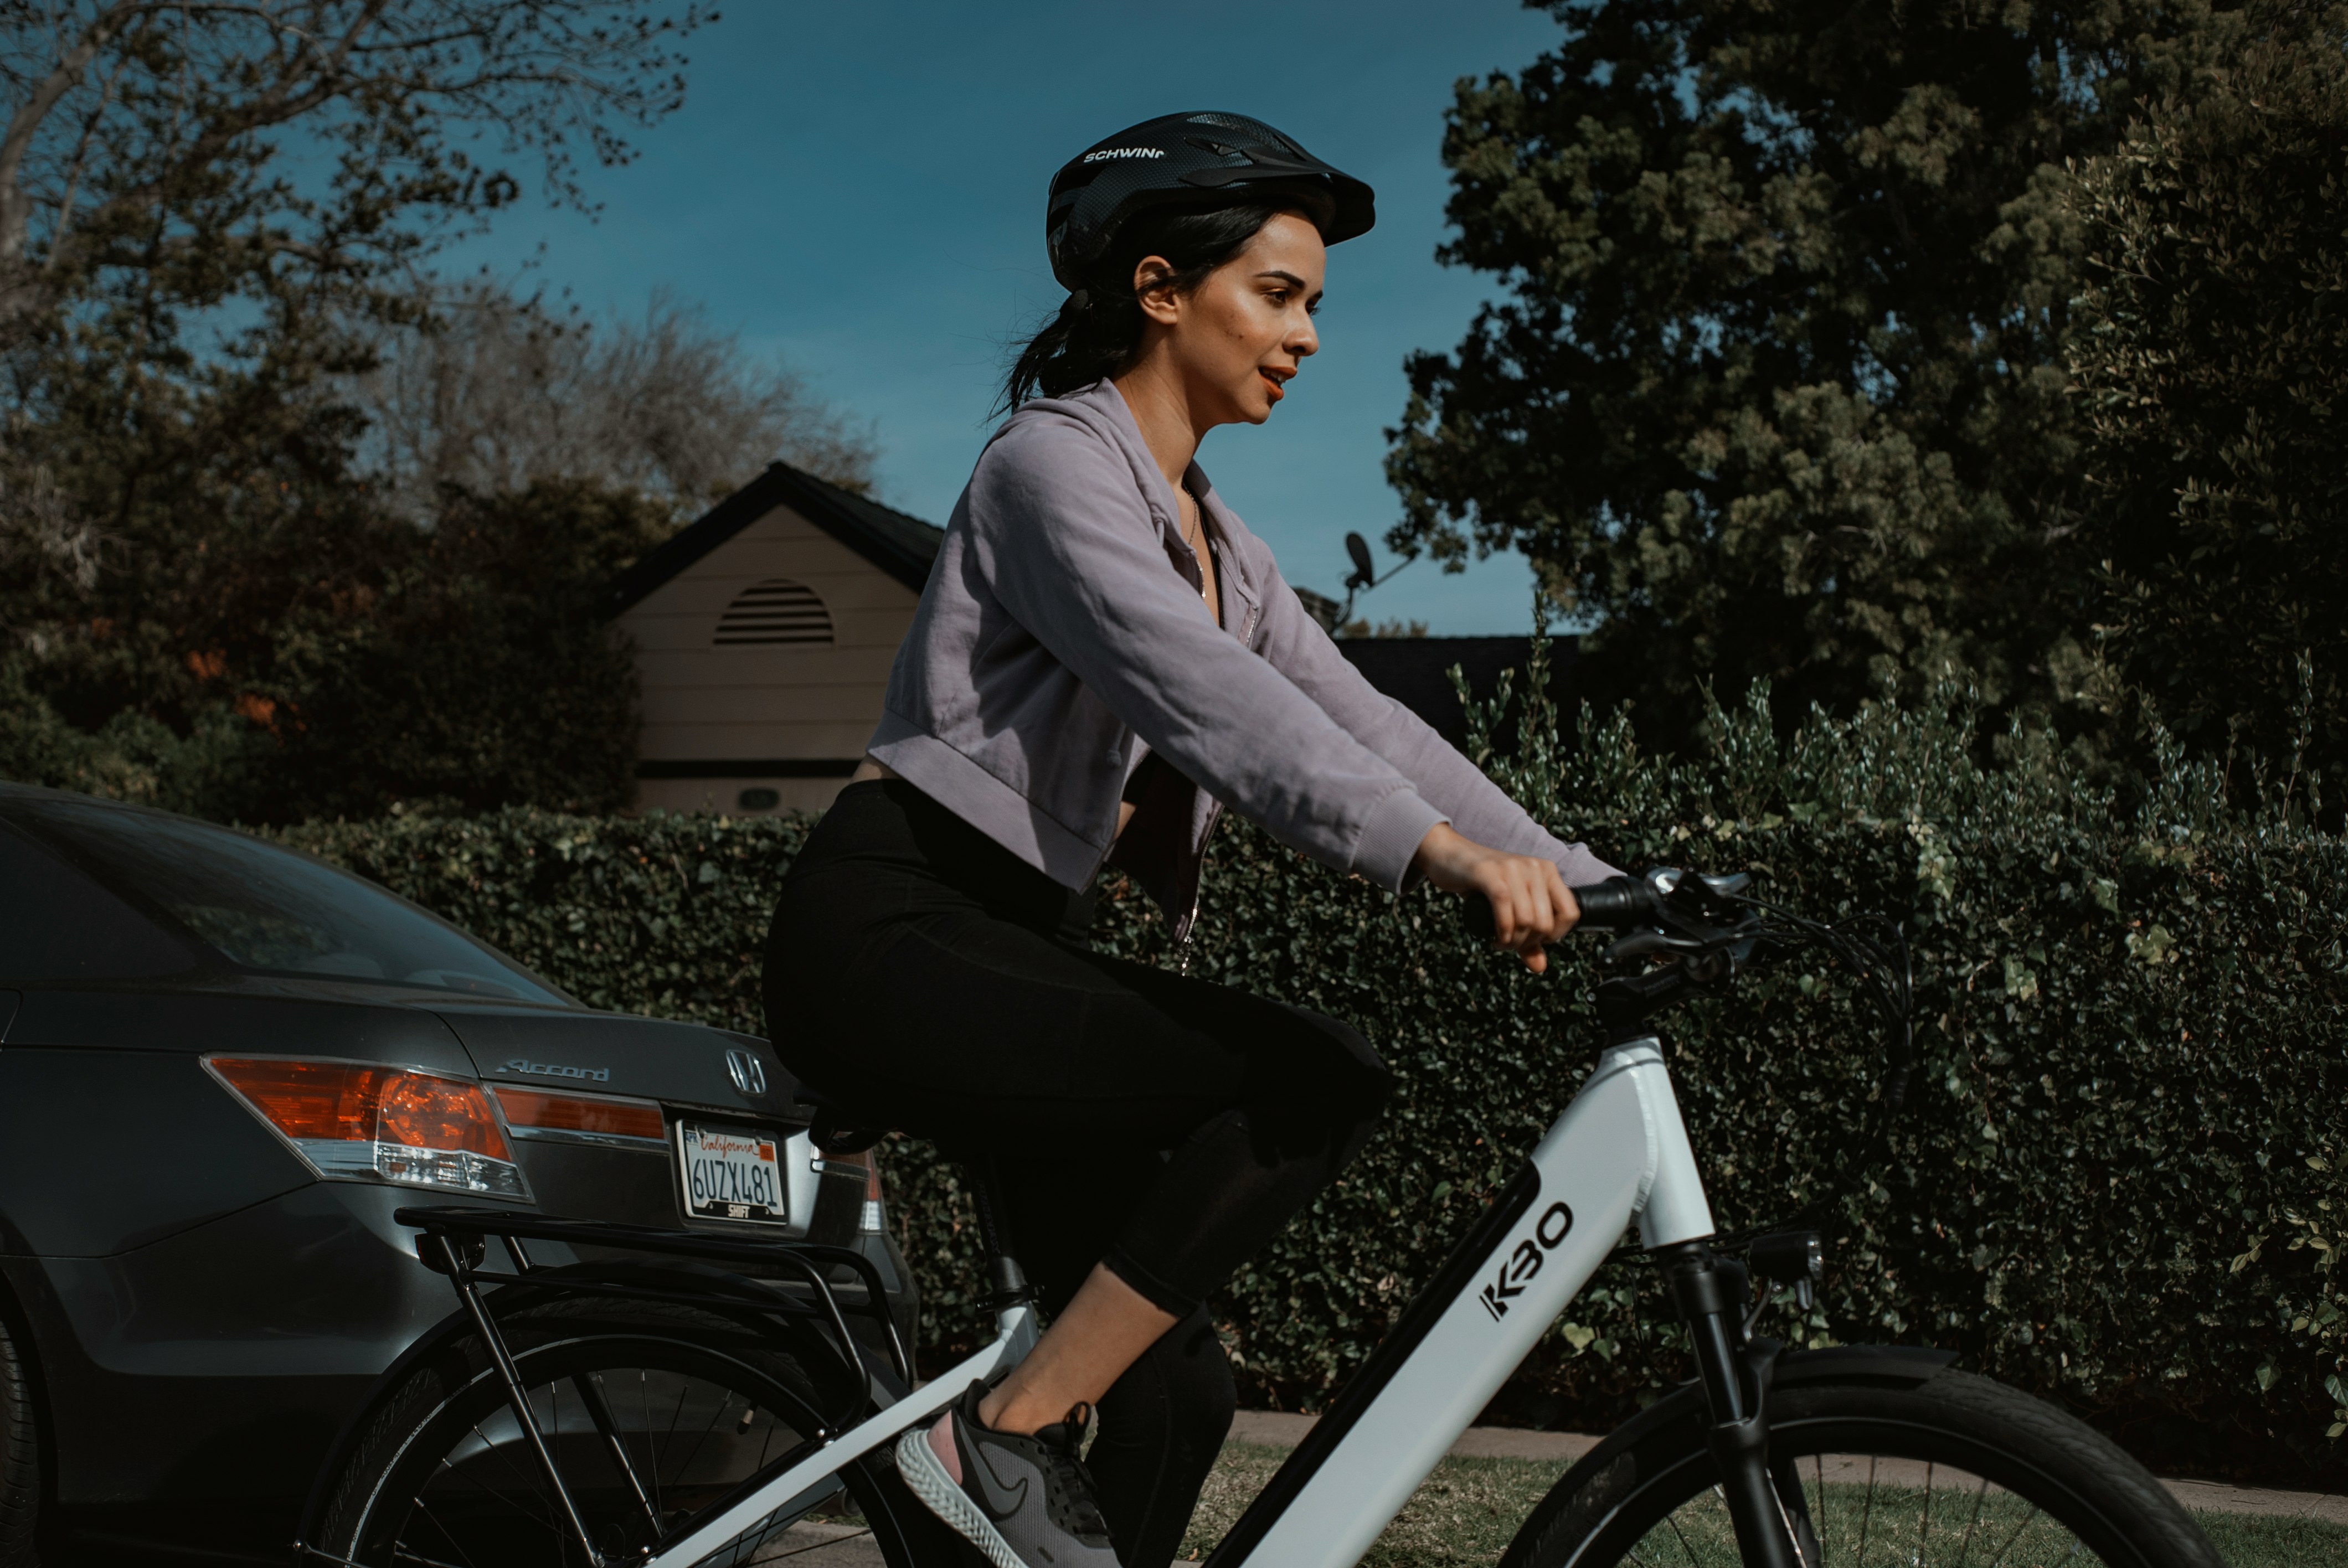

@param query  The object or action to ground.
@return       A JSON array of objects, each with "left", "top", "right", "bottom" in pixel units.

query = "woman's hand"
[{"left": 1410, "top": 823, "right": 1579, "bottom": 973}]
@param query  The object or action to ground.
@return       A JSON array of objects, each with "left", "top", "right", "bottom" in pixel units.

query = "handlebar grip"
[
  {"left": 1461, "top": 876, "right": 1659, "bottom": 942},
  {"left": 1464, "top": 894, "right": 1496, "bottom": 943},
  {"left": 1570, "top": 875, "right": 1663, "bottom": 929}
]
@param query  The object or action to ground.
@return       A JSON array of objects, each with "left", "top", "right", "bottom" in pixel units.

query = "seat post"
[{"left": 964, "top": 1157, "right": 1034, "bottom": 1313}]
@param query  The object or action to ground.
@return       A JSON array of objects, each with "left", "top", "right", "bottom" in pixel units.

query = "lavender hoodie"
[{"left": 866, "top": 379, "right": 1615, "bottom": 940}]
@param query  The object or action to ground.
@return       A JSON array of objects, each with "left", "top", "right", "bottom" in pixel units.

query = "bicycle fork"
[{"left": 1655, "top": 1240, "right": 1810, "bottom": 1568}]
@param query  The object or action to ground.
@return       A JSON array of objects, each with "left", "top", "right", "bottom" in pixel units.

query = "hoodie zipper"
[
  {"left": 1171, "top": 798, "right": 1227, "bottom": 969},
  {"left": 1169, "top": 507, "right": 1254, "bottom": 977}
]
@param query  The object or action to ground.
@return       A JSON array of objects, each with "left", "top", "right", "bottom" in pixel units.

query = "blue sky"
[{"left": 450, "top": 0, "right": 1567, "bottom": 632}]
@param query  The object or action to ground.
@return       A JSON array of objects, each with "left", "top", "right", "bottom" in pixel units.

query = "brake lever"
[{"left": 1602, "top": 931, "right": 1678, "bottom": 964}]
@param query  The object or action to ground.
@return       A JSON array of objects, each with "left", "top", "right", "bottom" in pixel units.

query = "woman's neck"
[{"left": 1110, "top": 362, "right": 1204, "bottom": 498}]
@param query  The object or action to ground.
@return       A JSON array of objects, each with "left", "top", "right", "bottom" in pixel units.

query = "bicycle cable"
[{"left": 1587, "top": 888, "right": 1917, "bottom": 1266}]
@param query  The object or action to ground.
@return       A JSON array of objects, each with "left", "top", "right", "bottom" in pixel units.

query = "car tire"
[{"left": 0, "top": 1311, "right": 37, "bottom": 1568}]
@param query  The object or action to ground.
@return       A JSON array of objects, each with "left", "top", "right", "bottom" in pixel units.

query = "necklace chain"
[{"left": 1180, "top": 483, "right": 1214, "bottom": 615}]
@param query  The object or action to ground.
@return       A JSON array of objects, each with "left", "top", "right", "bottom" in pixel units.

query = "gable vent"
[{"left": 714, "top": 579, "right": 833, "bottom": 646}]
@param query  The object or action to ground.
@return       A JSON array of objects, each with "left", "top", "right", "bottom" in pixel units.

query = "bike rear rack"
[
  {"left": 397, "top": 1204, "right": 913, "bottom": 1388},
  {"left": 375, "top": 1204, "right": 915, "bottom": 1567}
]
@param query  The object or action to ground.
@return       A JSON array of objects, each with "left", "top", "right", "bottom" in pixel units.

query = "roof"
[
  {"left": 607, "top": 462, "right": 945, "bottom": 617},
  {"left": 1333, "top": 636, "right": 1577, "bottom": 751}
]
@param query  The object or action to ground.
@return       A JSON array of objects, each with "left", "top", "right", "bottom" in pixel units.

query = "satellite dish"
[{"left": 1344, "top": 532, "right": 1375, "bottom": 587}]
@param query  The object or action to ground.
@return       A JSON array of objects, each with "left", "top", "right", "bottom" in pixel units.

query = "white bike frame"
[{"left": 645, "top": 1030, "right": 1716, "bottom": 1568}]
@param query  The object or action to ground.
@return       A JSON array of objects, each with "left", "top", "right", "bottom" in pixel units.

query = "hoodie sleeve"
[
  {"left": 965, "top": 414, "right": 1448, "bottom": 891},
  {"left": 1241, "top": 530, "right": 1624, "bottom": 886}
]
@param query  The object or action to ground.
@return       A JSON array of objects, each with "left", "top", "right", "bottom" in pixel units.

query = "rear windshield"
[
  {"left": 0, "top": 819, "right": 198, "bottom": 982},
  {"left": 9, "top": 799, "right": 568, "bottom": 1004}
]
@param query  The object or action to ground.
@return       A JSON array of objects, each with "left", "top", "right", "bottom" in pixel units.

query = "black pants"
[{"left": 763, "top": 781, "right": 1389, "bottom": 1567}]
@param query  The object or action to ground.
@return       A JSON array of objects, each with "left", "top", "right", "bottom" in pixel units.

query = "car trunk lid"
[
  {"left": 429, "top": 1003, "right": 800, "bottom": 1122},
  {"left": 426, "top": 1003, "right": 863, "bottom": 1242}
]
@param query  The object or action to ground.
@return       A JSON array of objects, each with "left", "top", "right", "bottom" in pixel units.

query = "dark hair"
[{"left": 998, "top": 202, "right": 1288, "bottom": 415}]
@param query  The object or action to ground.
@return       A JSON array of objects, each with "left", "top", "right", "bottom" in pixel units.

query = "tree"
[
  {"left": 271, "top": 479, "right": 667, "bottom": 819},
  {"left": 1336, "top": 617, "right": 1429, "bottom": 639},
  {"left": 0, "top": 1, "right": 703, "bottom": 350},
  {"left": 2066, "top": 8, "right": 2348, "bottom": 803},
  {"left": 1383, "top": 0, "right": 2228, "bottom": 752},
  {"left": 0, "top": 476, "right": 662, "bottom": 820},
  {"left": 0, "top": 1, "right": 710, "bottom": 819},
  {"left": 0, "top": 0, "right": 707, "bottom": 624},
  {"left": 351, "top": 283, "right": 879, "bottom": 521}
]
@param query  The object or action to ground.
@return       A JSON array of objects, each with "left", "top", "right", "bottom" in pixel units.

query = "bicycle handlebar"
[
  {"left": 1461, "top": 875, "right": 1661, "bottom": 942},
  {"left": 1463, "top": 863, "right": 1917, "bottom": 1246}
]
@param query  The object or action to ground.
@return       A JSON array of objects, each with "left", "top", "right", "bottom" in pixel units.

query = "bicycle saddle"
[{"left": 792, "top": 1084, "right": 890, "bottom": 1156}]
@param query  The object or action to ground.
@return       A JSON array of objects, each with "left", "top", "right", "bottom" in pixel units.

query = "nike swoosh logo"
[{"left": 967, "top": 1440, "right": 1029, "bottom": 1519}]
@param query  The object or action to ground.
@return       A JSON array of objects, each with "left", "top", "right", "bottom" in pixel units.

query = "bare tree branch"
[
  {"left": 0, "top": 0, "right": 145, "bottom": 266},
  {"left": 0, "top": 0, "right": 706, "bottom": 342},
  {"left": 351, "top": 284, "right": 881, "bottom": 519}
]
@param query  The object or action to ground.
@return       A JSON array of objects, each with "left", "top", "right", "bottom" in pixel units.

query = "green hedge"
[{"left": 276, "top": 668, "right": 2348, "bottom": 1486}]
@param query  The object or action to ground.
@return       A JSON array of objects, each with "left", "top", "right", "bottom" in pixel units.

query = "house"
[
  {"left": 608, "top": 463, "right": 942, "bottom": 817},
  {"left": 610, "top": 462, "right": 1568, "bottom": 817}
]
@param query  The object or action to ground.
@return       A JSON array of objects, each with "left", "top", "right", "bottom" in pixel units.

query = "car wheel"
[{"left": 0, "top": 1311, "right": 36, "bottom": 1568}]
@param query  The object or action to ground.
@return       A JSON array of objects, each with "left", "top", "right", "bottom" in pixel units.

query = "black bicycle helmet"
[{"left": 1045, "top": 111, "right": 1375, "bottom": 290}]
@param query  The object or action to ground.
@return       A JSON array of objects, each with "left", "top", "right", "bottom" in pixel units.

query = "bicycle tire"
[
  {"left": 306, "top": 1294, "right": 939, "bottom": 1567},
  {"left": 1501, "top": 1356, "right": 2223, "bottom": 1568}
]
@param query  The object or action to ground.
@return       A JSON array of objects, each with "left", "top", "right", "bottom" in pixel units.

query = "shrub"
[
  {"left": 278, "top": 659, "right": 2347, "bottom": 1485},
  {"left": 2, "top": 478, "right": 657, "bottom": 826}
]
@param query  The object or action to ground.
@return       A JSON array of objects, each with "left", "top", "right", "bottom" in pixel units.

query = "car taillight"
[
  {"left": 492, "top": 1085, "right": 665, "bottom": 1143},
  {"left": 205, "top": 1056, "right": 528, "bottom": 1199}
]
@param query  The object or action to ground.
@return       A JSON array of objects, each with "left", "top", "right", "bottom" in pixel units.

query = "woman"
[{"left": 763, "top": 112, "right": 1617, "bottom": 1568}]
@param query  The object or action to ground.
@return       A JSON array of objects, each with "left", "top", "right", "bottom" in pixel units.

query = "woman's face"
[{"left": 1132, "top": 210, "right": 1325, "bottom": 427}]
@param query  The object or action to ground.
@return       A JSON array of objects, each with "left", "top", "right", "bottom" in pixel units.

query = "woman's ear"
[{"left": 1131, "top": 254, "right": 1182, "bottom": 327}]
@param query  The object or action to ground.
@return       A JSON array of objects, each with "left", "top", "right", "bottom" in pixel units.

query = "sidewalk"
[
  {"left": 753, "top": 1409, "right": 2347, "bottom": 1564},
  {"left": 1229, "top": 1409, "right": 2348, "bottom": 1523}
]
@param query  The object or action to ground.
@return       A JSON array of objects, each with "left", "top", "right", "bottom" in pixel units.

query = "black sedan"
[{"left": 0, "top": 782, "right": 914, "bottom": 1566}]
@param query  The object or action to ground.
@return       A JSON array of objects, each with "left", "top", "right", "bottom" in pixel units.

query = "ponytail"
[{"left": 998, "top": 202, "right": 1288, "bottom": 416}]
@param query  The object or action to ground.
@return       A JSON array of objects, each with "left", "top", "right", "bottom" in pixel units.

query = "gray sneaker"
[{"left": 894, "top": 1384, "right": 1122, "bottom": 1567}]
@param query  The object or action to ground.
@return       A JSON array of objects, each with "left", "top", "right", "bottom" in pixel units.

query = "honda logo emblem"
[{"left": 725, "top": 1048, "right": 767, "bottom": 1098}]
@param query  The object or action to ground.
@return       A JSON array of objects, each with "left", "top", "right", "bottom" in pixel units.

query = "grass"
[
  {"left": 1178, "top": 1441, "right": 2348, "bottom": 1567},
  {"left": 1183, "top": 1442, "right": 1538, "bottom": 1564},
  {"left": 2200, "top": 1514, "right": 2348, "bottom": 1568}
]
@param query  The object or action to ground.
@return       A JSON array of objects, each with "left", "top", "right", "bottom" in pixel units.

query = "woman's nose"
[{"left": 1289, "top": 314, "right": 1319, "bottom": 359}]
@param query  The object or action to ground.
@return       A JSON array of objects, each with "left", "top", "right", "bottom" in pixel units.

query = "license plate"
[{"left": 674, "top": 1121, "right": 786, "bottom": 1225}]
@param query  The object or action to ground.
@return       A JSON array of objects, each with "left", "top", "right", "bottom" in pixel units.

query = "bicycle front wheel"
[{"left": 1502, "top": 1352, "right": 2223, "bottom": 1568}]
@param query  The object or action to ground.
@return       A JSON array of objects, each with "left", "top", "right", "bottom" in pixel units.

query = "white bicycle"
[{"left": 297, "top": 870, "right": 2223, "bottom": 1568}]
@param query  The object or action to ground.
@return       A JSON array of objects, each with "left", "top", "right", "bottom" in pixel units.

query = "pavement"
[
  {"left": 749, "top": 1408, "right": 2348, "bottom": 1564},
  {"left": 753, "top": 1518, "right": 884, "bottom": 1565}
]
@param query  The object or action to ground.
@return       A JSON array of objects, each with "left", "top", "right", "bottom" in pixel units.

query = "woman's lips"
[{"left": 1260, "top": 371, "right": 1286, "bottom": 402}]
